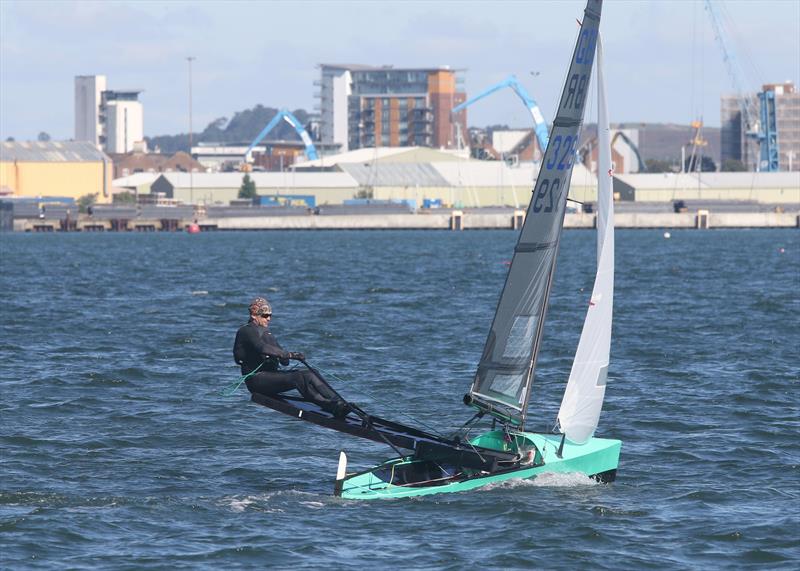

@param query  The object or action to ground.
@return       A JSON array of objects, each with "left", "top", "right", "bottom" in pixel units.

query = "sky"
[{"left": 1, "top": 0, "right": 798, "bottom": 142}]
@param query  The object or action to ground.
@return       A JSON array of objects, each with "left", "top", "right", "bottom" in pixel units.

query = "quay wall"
[{"left": 11, "top": 211, "right": 799, "bottom": 232}]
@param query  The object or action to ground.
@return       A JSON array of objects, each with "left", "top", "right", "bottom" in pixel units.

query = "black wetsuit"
[{"left": 233, "top": 320, "right": 344, "bottom": 413}]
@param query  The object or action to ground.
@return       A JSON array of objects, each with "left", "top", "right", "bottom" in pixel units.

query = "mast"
[{"left": 467, "top": 0, "right": 603, "bottom": 429}]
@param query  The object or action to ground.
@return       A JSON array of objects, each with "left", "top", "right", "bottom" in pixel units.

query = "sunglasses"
[{"left": 262, "top": 314, "right": 272, "bottom": 318}]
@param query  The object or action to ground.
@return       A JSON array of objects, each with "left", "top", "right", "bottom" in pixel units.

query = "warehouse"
[{"left": 0, "top": 141, "right": 112, "bottom": 202}]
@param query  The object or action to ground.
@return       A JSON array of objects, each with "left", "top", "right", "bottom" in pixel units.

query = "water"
[{"left": 1, "top": 229, "right": 798, "bottom": 569}]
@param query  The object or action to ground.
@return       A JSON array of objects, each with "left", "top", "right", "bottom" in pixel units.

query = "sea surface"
[{"left": 1, "top": 228, "right": 798, "bottom": 569}]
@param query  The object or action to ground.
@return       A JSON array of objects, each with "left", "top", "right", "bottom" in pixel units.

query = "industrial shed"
[{"left": 0, "top": 141, "right": 112, "bottom": 202}]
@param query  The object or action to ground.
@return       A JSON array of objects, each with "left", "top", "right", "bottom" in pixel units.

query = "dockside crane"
[
  {"left": 451, "top": 75, "right": 550, "bottom": 153},
  {"left": 244, "top": 109, "right": 319, "bottom": 163},
  {"left": 705, "top": 0, "right": 778, "bottom": 171}
]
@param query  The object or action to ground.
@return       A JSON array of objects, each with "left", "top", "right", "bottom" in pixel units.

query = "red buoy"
[{"left": 187, "top": 223, "right": 201, "bottom": 234}]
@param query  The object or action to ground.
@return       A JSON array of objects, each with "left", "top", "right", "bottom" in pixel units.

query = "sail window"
[
  {"left": 502, "top": 316, "right": 538, "bottom": 359},
  {"left": 489, "top": 373, "right": 526, "bottom": 401},
  {"left": 596, "top": 365, "right": 608, "bottom": 387}
]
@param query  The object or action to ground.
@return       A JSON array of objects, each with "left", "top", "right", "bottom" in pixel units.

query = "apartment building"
[{"left": 317, "top": 64, "right": 467, "bottom": 152}]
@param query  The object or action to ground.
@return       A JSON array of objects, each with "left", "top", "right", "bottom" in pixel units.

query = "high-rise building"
[
  {"left": 720, "top": 81, "right": 799, "bottom": 171},
  {"left": 75, "top": 75, "right": 107, "bottom": 147},
  {"left": 74, "top": 76, "right": 143, "bottom": 154},
  {"left": 316, "top": 64, "right": 467, "bottom": 152},
  {"left": 103, "top": 90, "right": 144, "bottom": 154}
]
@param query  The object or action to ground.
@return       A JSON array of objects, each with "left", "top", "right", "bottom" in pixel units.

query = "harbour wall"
[{"left": 12, "top": 210, "right": 800, "bottom": 232}]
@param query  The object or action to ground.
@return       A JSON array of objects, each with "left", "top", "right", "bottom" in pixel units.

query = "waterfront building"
[
  {"left": 721, "top": 81, "right": 800, "bottom": 171},
  {"left": 75, "top": 75, "right": 107, "bottom": 147},
  {"left": 145, "top": 147, "right": 597, "bottom": 208},
  {"left": 74, "top": 75, "right": 144, "bottom": 154},
  {"left": 103, "top": 89, "right": 144, "bottom": 154},
  {"left": 0, "top": 141, "right": 112, "bottom": 201},
  {"left": 613, "top": 171, "right": 800, "bottom": 204},
  {"left": 316, "top": 64, "right": 467, "bottom": 152},
  {"left": 108, "top": 150, "right": 203, "bottom": 179},
  {"left": 150, "top": 171, "right": 360, "bottom": 206}
]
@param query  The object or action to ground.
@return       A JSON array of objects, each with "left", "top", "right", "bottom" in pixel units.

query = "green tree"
[
  {"left": 645, "top": 159, "right": 675, "bottom": 173},
  {"left": 37, "top": 132, "right": 51, "bottom": 142},
  {"left": 684, "top": 155, "right": 716, "bottom": 173},
  {"left": 113, "top": 191, "right": 136, "bottom": 204},
  {"left": 239, "top": 174, "right": 257, "bottom": 200},
  {"left": 721, "top": 158, "right": 746, "bottom": 172},
  {"left": 77, "top": 193, "right": 99, "bottom": 213}
]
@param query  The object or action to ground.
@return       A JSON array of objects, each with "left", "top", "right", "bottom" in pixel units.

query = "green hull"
[{"left": 337, "top": 432, "right": 621, "bottom": 500}]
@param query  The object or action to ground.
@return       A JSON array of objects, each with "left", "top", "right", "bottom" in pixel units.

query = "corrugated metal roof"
[
  {"left": 299, "top": 146, "right": 465, "bottom": 167},
  {"left": 433, "top": 161, "right": 597, "bottom": 188},
  {"left": 340, "top": 162, "right": 449, "bottom": 187},
  {"left": 112, "top": 173, "right": 160, "bottom": 187},
  {"left": 157, "top": 171, "right": 359, "bottom": 189},
  {"left": 432, "top": 162, "right": 522, "bottom": 187},
  {"left": 0, "top": 140, "right": 108, "bottom": 162},
  {"left": 615, "top": 171, "right": 800, "bottom": 189},
  {"left": 301, "top": 147, "right": 417, "bottom": 166}
]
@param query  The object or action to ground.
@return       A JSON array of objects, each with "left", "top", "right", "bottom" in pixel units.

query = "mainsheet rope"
[{"left": 219, "top": 361, "right": 266, "bottom": 397}]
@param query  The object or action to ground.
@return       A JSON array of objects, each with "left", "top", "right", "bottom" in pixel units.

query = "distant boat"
[{"left": 250, "top": 0, "right": 620, "bottom": 499}]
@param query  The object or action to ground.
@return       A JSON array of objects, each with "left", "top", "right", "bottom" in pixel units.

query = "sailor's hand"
[
  {"left": 279, "top": 351, "right": 290, "bottom": 366},
  {"left": 289, "top": 352, "right": 306, "bottom": 361}
]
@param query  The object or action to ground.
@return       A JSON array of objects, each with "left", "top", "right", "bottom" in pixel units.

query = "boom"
[
  {"left": 451, "top": 75, "right": 549, "bottom": 152},
  {"left": 245, "top": 109, "right": 319, "bottom": 163}
]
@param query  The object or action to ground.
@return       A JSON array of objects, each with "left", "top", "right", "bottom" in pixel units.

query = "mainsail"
[
  {"left": 468, "top": 0, "right": 603, "bottom": 428},
  {"left": 558, "top": 35, "right": 614, "bottom": 444}
]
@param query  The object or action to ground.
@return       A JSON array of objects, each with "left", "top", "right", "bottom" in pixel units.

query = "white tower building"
[
  {"left": 74, "top": 76, "right": 144, "bottom": 153},
  {"left": 103, "top": 90, "right": 144, "bottom": 154},
  {"left": 318, "top": 65, "right": 353, "bottom": 152},
  {"left": 75, "top": 75, "right": 107, "bottom": 146}
]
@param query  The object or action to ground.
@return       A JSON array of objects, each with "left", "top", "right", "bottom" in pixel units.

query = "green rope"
[{"left": 220, "top": 361, "right": 265, "bottom": 397}]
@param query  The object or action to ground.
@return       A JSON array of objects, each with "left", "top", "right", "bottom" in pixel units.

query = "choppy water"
[{"left": 1, "top": 229, "right": 798, "bottom": 569}]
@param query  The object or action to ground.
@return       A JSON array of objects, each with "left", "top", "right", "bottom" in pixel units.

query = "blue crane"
[
  {"left": 705, "top": 0, "right": 778, "bottom": 171},
  {"left": 451, "top": 75, "right": 549, "bottom": 153},
  {"left": 244, "top": 109, "right": 319, "bottom": 163}
]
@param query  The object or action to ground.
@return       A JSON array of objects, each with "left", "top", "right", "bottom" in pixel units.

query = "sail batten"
[{"left": 469, "top": 0, "right": 603, "bottom": 428}]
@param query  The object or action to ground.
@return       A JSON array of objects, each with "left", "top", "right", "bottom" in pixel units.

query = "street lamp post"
[{"left": 187, "top": 56, "right": 195, "bottom": 205}]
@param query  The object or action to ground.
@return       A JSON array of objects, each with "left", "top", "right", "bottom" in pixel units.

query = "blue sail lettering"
[
  {"left": 575, "top": 74, "right": 588, "bottom": 109},
  {"left": 563, "top": 75, "right": 578, "bottom": 110},
  {"left": 557, "top": 136, "right": 573, "bottom": 170},
  {"left": 576, "top": 29, "right": 598, "bottom": 64},
  {"left": 533, "top": 179, "right": 550, "bottom": 213},
  {"left": 545, "top": 178, "right": 561, "bottom": 213},
  {"left": 546, "top": 136, "right": 562, "bottom": 169}
]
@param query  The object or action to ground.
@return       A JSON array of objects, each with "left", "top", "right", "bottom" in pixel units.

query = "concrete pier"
[{"left": 10, "top": 209, "right": 799, "bottom": 232}]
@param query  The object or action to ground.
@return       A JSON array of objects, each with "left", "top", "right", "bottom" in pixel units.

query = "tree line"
[{"left": 145, "top": 105, "right": 311, "bottom": 154}]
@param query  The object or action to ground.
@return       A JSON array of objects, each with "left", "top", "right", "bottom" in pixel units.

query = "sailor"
[{"left": 233, "top": 297, "right": 352, "bottom": 418}]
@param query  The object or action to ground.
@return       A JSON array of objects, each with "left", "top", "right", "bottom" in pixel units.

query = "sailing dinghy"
[{"left": 250, "top": 0, "right": 620, "bottom": 499}]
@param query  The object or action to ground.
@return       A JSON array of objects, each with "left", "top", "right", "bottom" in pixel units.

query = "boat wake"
[
  {"left": 221, "top": 489, "right": 331, "bottom": 513},
  {"left": 482, "top": 472, "right": 598, "bottom": 491}
]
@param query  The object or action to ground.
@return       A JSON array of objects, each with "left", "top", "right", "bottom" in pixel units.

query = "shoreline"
[{"left": 12, "top": 209, "right": 800, "bottom": 232}]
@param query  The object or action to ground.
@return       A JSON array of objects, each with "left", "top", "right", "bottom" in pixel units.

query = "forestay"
[
  {"left": 558, "top": 36, "right": 614, "bottom": 444},
  {"left": 469, "top": 0, "right": 603, "bottom": 428}
]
